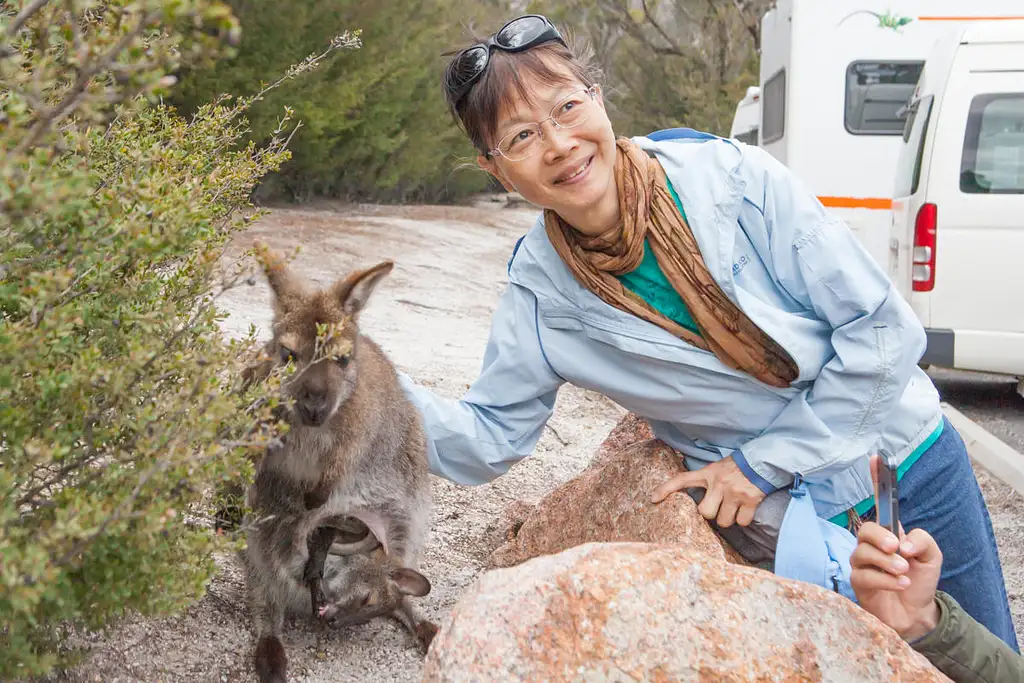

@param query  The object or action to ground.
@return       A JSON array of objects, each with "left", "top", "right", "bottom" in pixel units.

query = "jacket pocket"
[
  {"left": 540, "top": 308, "right": 745, "bottom": 373},
  {"left": 539, "top": 307, "right": 800, "bottom": 399}
]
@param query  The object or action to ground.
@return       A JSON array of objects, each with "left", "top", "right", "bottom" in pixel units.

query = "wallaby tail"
[{"left": 254, "top": 634, "right": 287, "bottom": 683}]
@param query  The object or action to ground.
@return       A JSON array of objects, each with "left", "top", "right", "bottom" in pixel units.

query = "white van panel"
[
  {"left": 922, "top": 48, "right": 1024, "bottom": 336},
  {"left": 956, "top": 332, "right": 1024, "bottom": 376},
  {"left": 890, "top": 27, "right": 1024, "bottom": 376},
  {"left": 758, "top": 0, "right": 1024, "bottom": 269}
]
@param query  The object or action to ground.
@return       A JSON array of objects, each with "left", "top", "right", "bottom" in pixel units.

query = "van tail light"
[{"left": 911, "top": 203, "right": 937, "bottom": 292}]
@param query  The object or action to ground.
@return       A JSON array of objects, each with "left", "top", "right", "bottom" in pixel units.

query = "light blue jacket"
[{"left": 399, "top": 131, "right": 943, "bottom": 521}]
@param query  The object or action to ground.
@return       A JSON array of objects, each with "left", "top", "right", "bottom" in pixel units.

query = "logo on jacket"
[{"left": 732, "top": 254, "right": 750, "bottom": 276}]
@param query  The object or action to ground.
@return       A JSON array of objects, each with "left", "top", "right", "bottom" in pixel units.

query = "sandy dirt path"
[{"left": 48, "top": 202, "right": 1024, "bottom": 683}]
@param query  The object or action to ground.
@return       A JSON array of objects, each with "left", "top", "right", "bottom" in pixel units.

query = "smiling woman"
[
  {"left": 444, "top": 18, "right": 618, "bottom": 235},
  {"left": 403, "top": 13, "right": 1023, "bottom": 653}
]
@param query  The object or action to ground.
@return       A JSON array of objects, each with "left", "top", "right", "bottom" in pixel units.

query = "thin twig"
[{"left": 5, "top": 0, "right": 52, "bottom": 40}]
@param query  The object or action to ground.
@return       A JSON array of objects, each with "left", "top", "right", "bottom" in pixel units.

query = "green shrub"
[{"left": 0, "top": 1, "right": 358, "bottom": 676}]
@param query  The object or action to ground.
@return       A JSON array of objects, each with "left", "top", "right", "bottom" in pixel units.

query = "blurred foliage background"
[{"left": 170, "top": 0, "right": 774, "bottom": 203}]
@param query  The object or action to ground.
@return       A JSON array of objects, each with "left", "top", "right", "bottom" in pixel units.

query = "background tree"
[
  {"left": 530, "top": 0, "right": 771, "bottom": 137},
  {"left": 172, "top": 0, "right": 508, "bottom": 203}
]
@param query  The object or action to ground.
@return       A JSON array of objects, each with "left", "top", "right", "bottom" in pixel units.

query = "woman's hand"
[
  {"left": 850, "top": 521, "right": 943, "bottom": 641},
  {"left": 849, "top": 454, "right": 942, "bottom": 641},
  {"left": 651, "top": 456, "right": 766, "bottom": 527}
]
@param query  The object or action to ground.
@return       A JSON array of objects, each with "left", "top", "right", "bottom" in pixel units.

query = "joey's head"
[
  {"left": 254, "top": 241, "right": 393, "bottom": 428},
  {"left": 318, "top": 551, "right": 431, "bottom": 626}
]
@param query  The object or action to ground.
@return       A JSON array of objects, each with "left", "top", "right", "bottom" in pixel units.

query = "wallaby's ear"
[
  {"left": 390, "top": 567, "right": 430, "bottom": 597},
  {"left": 331, "top": 261, "right": 394, "bottom": 316},
  {"left": 254, "top": 240, "right": 308, "bottom": 312}
]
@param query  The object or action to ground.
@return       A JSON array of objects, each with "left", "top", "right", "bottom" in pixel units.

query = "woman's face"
[{"left": 476, "top": 59, "right": 617, "bottom": 224}]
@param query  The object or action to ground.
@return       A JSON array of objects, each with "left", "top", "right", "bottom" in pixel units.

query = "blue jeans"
[{"left": 861, "top": 416, "right": 1019, "bottom": 652}]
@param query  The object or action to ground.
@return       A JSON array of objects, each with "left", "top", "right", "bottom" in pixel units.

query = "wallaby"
[
  {"left": 243, "top": 524, "right": 435, "bottom": 681},
  {"left": 313, "top": 525, "right": 438, "bottom": 649},
  {"left": 241, "top": 242, "right": 433, "bottom": 683}
]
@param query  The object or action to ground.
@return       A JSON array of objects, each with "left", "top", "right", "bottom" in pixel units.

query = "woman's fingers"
[
  {"left": 857, "top": 521, "right": 900, "bottom": 554},
  {"left": 851, "top": 539, "right": 910, "bottom": 576},
  {"left": 697, "top": 485, "right": 723, "bottom": 521},
  {"left": 899, "top": 527, "right": 943, "bottom": 564},
  {"left": 651, "top": 470, "right": 705, "bottom": 503},
  {"left": 851, "top": 565, "right": 911, "bottom": 594},
  {"left": 735, "top": 501, "right": 757, "bottom": 527},
  {"left": 717, "top": 500, "right": 740, "bottom": 528}
]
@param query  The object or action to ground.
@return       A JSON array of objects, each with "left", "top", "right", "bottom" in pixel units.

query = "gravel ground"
[{"left": 43, "top": 201, "right": 1024, "bottom": 682}]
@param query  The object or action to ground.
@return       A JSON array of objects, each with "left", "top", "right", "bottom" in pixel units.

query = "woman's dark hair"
[{"left": 443, "top": 25, "right": 602, "bottom": 156}]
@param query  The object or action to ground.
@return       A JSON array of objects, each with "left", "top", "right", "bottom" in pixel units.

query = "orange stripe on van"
[
  {"left": 817, "top": 196, "right": 893, "bottom": 210},
  {"left": 917, "top": 16, "right": 1024, "bottom": 21}
]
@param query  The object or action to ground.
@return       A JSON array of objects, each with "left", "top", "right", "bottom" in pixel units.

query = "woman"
[{"left": 399, "top": 14, "right": 1018, "bottom": 650}]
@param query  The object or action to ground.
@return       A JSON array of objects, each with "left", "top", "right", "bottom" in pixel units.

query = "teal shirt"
[
  {"left": 616, "top": 178, "right": 702, "bottom": 338},
  {"left": 614, "top": 176, "right": 941, "bottom": 526}
]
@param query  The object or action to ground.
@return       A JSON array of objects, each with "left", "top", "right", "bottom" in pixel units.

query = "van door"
[{"left": 922, "top": 43, "right": 1024, "bottom": 374}]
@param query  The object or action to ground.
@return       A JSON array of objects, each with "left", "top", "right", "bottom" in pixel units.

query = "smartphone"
[{"left": 874, "top": 451, "right": 900, "bottom": 537}]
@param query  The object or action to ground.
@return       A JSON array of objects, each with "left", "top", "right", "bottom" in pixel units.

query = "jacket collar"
[{"left": 630, "top": 134, "right": 748, "bottom": 300}]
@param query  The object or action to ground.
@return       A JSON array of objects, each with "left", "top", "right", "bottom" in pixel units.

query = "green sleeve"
[{"left": 909, "top": 591, "right": 1024, "bottom": 683}]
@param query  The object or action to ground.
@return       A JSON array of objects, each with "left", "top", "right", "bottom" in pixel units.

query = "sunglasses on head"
[{"left": 445, "top": 14, "right": 567, "bottom": 107}]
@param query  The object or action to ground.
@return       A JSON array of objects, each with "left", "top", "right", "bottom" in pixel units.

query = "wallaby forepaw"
[
  {"left": 308, "top": 578, "right": 326, "bottom": 618},
  {"left": 415, "top": 620, "right": 439, "bottom": 653},
  {"left": 302, "top": 555, "right": 324, "bottom": 584}
]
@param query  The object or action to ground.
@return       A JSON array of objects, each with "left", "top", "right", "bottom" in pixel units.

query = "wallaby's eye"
[
  {"left": 333, "top": 354, "right": 350, "bottom": 368},
  {"left": 360, "top": 592, "right": 375, "bottom": 608},
  {"left": 279, "top": 346, "right": 296, "bottom": 364}
]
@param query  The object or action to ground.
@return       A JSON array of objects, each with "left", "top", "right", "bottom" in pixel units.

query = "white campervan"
[
  {"left": 889, "top": 22, "right": 1024, "bottom": 379},
  {"left": 729, "top": 86, "right": 760, "bottom": 146},
  {"left": 758, "top": 0, "right": 1024, "bottom": 268}
]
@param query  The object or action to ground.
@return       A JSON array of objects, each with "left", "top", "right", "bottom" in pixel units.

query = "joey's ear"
[
  {"left": 330, "top": 261, "right": 394, "bottom": 316},
  {"left": 390, "top": 567, "right": 431, "bottom": 597},
  {"left": 254, "top": 240, "right": 309, "bottom": 313}
]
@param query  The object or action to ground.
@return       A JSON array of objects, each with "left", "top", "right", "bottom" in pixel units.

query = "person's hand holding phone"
[{"left": 849, "top": 454, "right": 944, "bottom": 641}]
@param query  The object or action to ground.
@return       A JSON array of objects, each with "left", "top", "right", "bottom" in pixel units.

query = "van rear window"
[
  {"left": 762, "top": 69, "right": 785, "bottom": 144},
  {"left": 845, "top": 61, "right": 924, "bottom": 135},
  {"left": 735, "top": 129, "right": 759, "bottom": 145},
  {"left": 961, "top": 93, "right": 1024, "bottom": 195}
]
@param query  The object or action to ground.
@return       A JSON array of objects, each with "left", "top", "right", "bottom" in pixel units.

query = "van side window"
[
  {"left": 845, "top": 61, "right": 924, "bottom": 135},
  {"left": 762, "top": 69, "right": 785, "bottom": 144},
  {"left": 894, "top": 96, "right": 934, "bottom": 197},
  {"left": 960, "top": 93, "right": 1024, "bottom": 195}
]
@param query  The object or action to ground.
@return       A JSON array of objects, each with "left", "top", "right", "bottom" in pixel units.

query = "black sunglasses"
[{"left": 444, "top": 15, "right": 567, "bottom": 107}]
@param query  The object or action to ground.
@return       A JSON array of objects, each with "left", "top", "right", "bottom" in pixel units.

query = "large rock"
[
  {"left": 488, "top": 434, "right": 742, "bottom": 568},
  {"left": 590, "top": 411, "right": 654, "bottom": 467},
  {"left": 424, "top": 542, "right": 950, "bottom": 683}
]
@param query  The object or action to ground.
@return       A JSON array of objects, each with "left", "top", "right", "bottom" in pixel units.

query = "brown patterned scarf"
[{"left": 543, "top": 137, "right": 798, "bottom": 389}]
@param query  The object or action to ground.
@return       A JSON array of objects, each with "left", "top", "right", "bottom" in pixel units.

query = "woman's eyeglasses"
[
  {"left": 444, "top": 15, "right": 566, "bottom": 108},
  {"left": 488, "top": 86, "right": 600, "bottom": 162}
]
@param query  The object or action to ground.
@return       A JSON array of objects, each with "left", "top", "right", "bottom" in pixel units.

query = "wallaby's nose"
[{"left": 298, "top": 388, "right": 329, "bottom": 426}]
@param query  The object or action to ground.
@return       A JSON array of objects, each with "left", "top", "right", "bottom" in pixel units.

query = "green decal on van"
[{"left": 838, "top": 10, "right": 915, "bottom": 32}]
